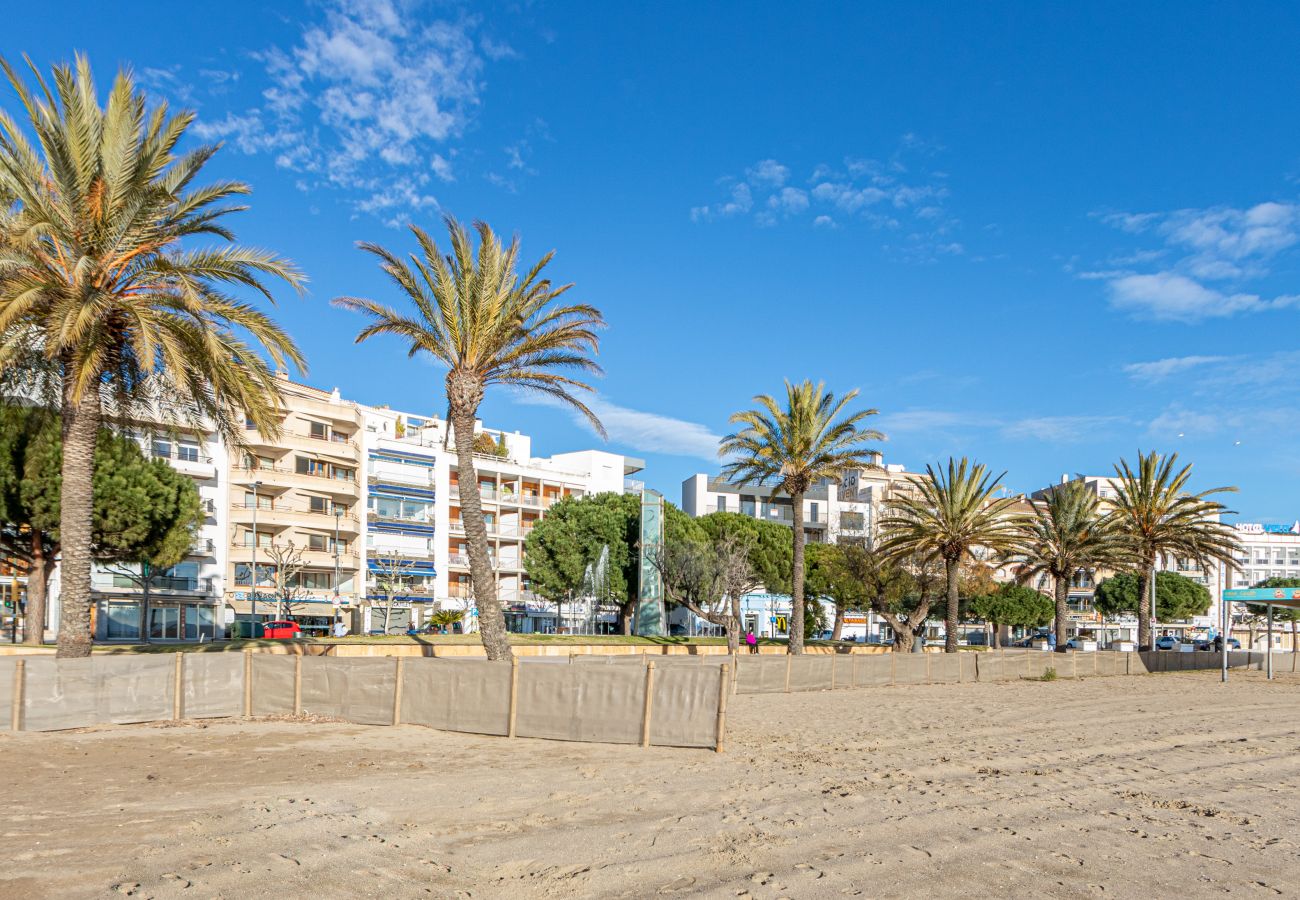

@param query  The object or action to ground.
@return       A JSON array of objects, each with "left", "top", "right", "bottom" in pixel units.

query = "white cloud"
[
  {"left": 517, "top": 393, "right": 722, "bottom": 459},
  {"left": 1092, "top": 202, "right": 1300, "bottom": 322},
  {"left": 690, "top": 139, "right": 960, "bottom": 258},
  {"left": 746, "top": 159, "right": 789, "bottom": 187},
  {"left": 1122, "top": 355, "right": 1230, "bottom": 382},
  {"left": 185, "top": 0, "right": 521, "bottom": 222},
  {"left": 1000, "top": 415, "right": 1126, "bottom": 443}
]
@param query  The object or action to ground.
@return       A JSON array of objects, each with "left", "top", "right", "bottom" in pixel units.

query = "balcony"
[
  {"left": 233, "top": 464, "right": 359, "bottom": 495},
  {"left": 151, "top": 446, "right": 217, "bottom": 480},
  {"left": 229, "top": 502, "right": 361, "bottom": 534},
  {"left": 99, "top": 574, "right": 215, "bottom": 594},
  {"left": 190, "top": 537, "right": 216, "bottom": 556},
  {"left": 367, "top": 469, "right": 436, "bottom": 489},
  {"left": 366, "top": 509, "right": 436, "bottom": 527},
  {"left": 368, "top": 545, "right": 437, "bottom": 561}
]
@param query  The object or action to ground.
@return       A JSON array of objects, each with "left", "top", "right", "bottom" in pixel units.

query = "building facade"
[{"left": 225, "top": 377, "right": 365, "bottom": 634}]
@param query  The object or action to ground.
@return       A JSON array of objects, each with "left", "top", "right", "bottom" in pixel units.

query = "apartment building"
[
  {"left": 226, "top": 377, "right": 364, "bottom": 634},
  {"left": 88, "top": 423, "right": 230, "bottom": 642},
  {"left": 361, "top": 405, "right": 644, "bottom": 634}
]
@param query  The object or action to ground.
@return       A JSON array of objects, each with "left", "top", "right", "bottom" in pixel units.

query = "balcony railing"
[
  {"left": 233, "top": 464, "right": 358, "bottom": 486},
  {"left": 190, "top": 538, "right": 215, "bottom": 555},
  {"left": 151, "top": 447, "right": 213, "bottom": 465},
  {"left": 230, "top": 502, "right": 360, "bottom": 525},
  {"left": 367, "top": 470, "right": 436, "bottom": 489},
  {"left": 107, "top": 574, "right": 214, "bottom": 593}
]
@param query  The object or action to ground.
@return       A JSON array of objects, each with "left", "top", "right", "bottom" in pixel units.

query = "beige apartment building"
[{"left": 226, "top": 376, "right": 364, "bottom": 634}]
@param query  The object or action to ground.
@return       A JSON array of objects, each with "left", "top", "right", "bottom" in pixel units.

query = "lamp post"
[
  {"left": 250, "top": 480, "right": 263, "bottom": 631},
  {"left": 333, "top": 506, "right": 342, "bottom": 629}
]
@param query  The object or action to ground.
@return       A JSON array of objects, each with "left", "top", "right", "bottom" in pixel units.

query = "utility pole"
[{"left": 250, "top": 480, "right": 262, "bottom": 633}]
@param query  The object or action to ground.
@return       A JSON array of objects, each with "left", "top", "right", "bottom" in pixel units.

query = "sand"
[{"left": 1, "top": 668, "right": 1298, "bottom": 899}]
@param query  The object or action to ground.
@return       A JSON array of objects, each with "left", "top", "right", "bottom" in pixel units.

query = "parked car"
[
  {"left": 1195, "top": 637, "right": 1241, "bottom": 650},
  {"left": 1011, "top": 632, "right": 1052, "bottom": 648},
  {"left": 1153, "top": 635, "right": 1179, "bottom": 650},
  {"left": 263, "top": 620, "right": 302, "bottom": 640},
  {"left": 1065, "top": 638, "right": 1096, "bottom": 650}
]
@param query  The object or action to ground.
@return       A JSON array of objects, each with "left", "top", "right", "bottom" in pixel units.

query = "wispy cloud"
[
  {"left": 1122, "top": 355, "right": 1230, "bottom": 382},
  {"left": 880, "top": 409, "right": 1127, "bottom": 444},
  {"left": 1088, "top": 202, "right": 1300, "bottom": 321},
  {"left": 188, "top": 0, "right": 518, "bottom": 224},
  {"left": 1000, "top": 415, "right": 1127, "bottom": 443},
  {"left": 690, "top": 137, "right": 962, "bottom": 261},
  {"left": 516, "top": 393, "right": 722, "bottom": 460}
]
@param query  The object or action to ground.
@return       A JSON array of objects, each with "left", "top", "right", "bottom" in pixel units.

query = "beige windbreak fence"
[
  {"left": 3, "top": 652, "right": 730, "bottom": 751},
  {"left": 2, "top": 648, "right": 1279, "bottom": 741}
]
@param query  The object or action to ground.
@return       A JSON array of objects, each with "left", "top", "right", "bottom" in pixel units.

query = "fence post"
[
  {"left": 243, "top": 649, "right": 253, "bottom": 717},
  {"left": 392, "top": 656, "right": 404, "bottom": 726},
  {"left": 293, "top": 654, "right": 303, "bottom": 716},
  {"left": 1026, "top": 650, "right": 1032, "bottom": 677},
  {"left": 641, "top": 660, "right": 656, "bottom": 748},
  {"left": 173, "top": 653, "right": 183, "bottom": 721},
  {"left": 925, "top": 651, "right": 931, "bottom": 682},
  {"left": 732, "top": 654, "right": 738, "bottom": 695},
  {"left": 891, "top": 651, "right": 896, "bottom": 685},
  {"left": 784, "top": 654, "right": 792, "bottom": 693},
  {"left": 974, "top": 650, "right": 981, "bottom": 683},
  {"left": 851, "top": 653, "right": 858, "bottom": 689},
  {"left": 10, "top": 658, "right": 24, "bottom": 732},
  {"left": 830, "top": 654, "right": 837, "bottom": 691},
  {"left": 507, "top": 657, "right": 519, "bottom": 738},
  {"left": 714, "top": 662, "right": 729, "bottom": 753}
]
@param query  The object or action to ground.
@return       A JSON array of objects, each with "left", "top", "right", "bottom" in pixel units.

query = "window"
[
  {"left": 309, "top": 421, "right": 328, "bottom": 440},
  {"left": 297, "top": 571, "right": 332, "bottom": 590},
  {"left": 309, "top": 496, "right": 329, "bottom": 514},
  {"left": 296, "top": 456, "right": 327, "bottom": 477},
  {"left": 332, "top": 466, "right": 354, "bottom": 482},
  {"left": 741, "top": 495, "right": 756, "bottom": 517},
  {"left": 242, "top": 491, "right": 272, "bottom": 510},
  {"left": 234, "top": 564, "right": 275, "bottom": 587},
  {"left": 810, "top": 502, "right": 820, "bottom": 523},
  {"left": 716, "top": 496, "right": 727, "bottom": 513},
  {"left": 183, "top": 605, "right": 215, "bottom": 641},
  {"left": 105, "top": 602, "right": 141, "bottom": 639},
  {"left": 241, "top": 530, "right": 272, "bottom": 548},
  {"left": 308, "top": 534, "right": 328, "bottom": 551},
  {"left": 369, "top": 495, "right": 433, "bottom": 522},
  {"left": 151, "top": 438, "right": 171, "bottom": 459},
  {"left": 177, "top": 440, "right": 200, "bottom": 462}
]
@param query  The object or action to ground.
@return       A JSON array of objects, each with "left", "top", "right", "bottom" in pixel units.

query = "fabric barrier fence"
[
  {"left": 182, "top": 653, "right": 244, "bottom": 719},
  {"left": 22, "top": 656, "right": 175, "bottom": 732},
  {"left": 251, "top": 655, "right": 296, "bottom": 717},
  {"left": 514, "top": 660, "right": 647, "bottom": 745},
  {"left": 650, "top": 664, "right": 724, "bottom": 749},
  {"left": 301, "top": 657, "right": 397, "bottom": 725},
  {"left": 400, "top": 659, "right": 511, "bottom": 736},
  {"left": 735, "top": 656, "right": 789, "bottom": 694},
  {"left": 0, "top": 657, "right": 13, "bottom": 731}
]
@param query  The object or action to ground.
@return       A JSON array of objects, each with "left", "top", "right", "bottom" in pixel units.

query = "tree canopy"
[
  {"left": 1244, "top": 576, "right": 1300, "bottom": 623},
  {"left": 523, "top": 492, "right": 698, "bottom": 631},
  {"left": 0, "top": 406, "right": 202, "bottom": 567},
  {"left": 966, "top": 583, "right": 1053, "bottom": 630},
  {"left": 1093, "top": 570, "right": 1212, "bottom": 620},
  {"left": 693, "top": 511, "right": 792, "bottom": 594}
]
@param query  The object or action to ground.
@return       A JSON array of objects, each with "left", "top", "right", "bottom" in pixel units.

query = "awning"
[{"left": 1224, "top": 588, "right": 1300, "bottom": 609}]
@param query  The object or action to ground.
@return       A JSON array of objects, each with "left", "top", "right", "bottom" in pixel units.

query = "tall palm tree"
[
  {"left": 335, "top": 218, "right": 604, "bottom": 661},
  {"left": 0, "top": 56, "right": 304, "bottom": 657},
  {"left": 1107, "top": 451, "right": 1238, "bottom": 650},
  {"left": 719, "top": 380, "right": 882, "bottom": 655},
  {"left": 1016, "top": 480, "right": 1125, "bottom": 652},
  {"left": 879, "top": 458, "right": 1026, "bottom": 653}
]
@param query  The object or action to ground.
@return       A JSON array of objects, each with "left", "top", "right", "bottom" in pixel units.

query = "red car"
[{"left": 262, "top": 620, "right": 302, "bottom": 640}]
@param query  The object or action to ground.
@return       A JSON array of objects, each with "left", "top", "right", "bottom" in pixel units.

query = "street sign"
[{"left": 1224, "top": 588, "right": 1300, "bottom": 604}]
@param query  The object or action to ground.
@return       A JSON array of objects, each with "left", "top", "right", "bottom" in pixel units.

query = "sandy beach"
[{"left": 1, "top": 668, "right": 1297, "bottom": 899}]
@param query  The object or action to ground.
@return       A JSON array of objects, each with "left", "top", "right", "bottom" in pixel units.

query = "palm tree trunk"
[
  {"left": 56, "top": 380, "right": 100, "bottom": 658},
  {"left": 448, "top": 395, "right": 511, "bottom": 661},
  {"left": 1137, "top": 562, "right": 1154, "bottom": 650},
  {"left": 944, "top": 557, "right": 960, "bottom": 653},
  {"left": 991, "top": 620, "right": 1001, "bottom": 650},
  {"left": 832, "top": 603, "right": 845, "bottom": 641},
  {"left": 789, "top": 491, "right": 806, "bottom": 655},
  {"left": 1054, "top": 575, "right": 1069, "bottom": 652},
  {"left": 23, "top": 531, "right": 49, "bottom": 646}
]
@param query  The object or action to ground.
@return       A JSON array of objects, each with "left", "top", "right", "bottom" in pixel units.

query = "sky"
[{"left": 5, "top": 0, "right": 1300, "bottom": 520}]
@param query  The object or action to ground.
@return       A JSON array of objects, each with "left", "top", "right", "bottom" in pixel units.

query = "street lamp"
[
  {"left": 333, "top": 506, "right": 343, "bottom": 629},
  {"left": 250, "top": 480, "right": 263, "bottom": 630}
]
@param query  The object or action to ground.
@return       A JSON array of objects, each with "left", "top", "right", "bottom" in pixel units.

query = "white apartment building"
[
  {"left": 86, "top": 424, "right": 231, "bottom": 642},
  {"left": 360, "top": 405, "right": 645, "bottom": 635}
]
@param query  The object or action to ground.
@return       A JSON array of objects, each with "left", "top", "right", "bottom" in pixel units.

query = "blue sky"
[{"left": 6, "top": 1, "right": 1300, "bottom": 519}]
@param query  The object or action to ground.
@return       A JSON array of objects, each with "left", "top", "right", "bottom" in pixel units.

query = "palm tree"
[
  {"left": 1107, "top": 451, "right": 1238, "bottom": 650},
  {"left": 334, "top": 218, "right": 604, "bottom": 661},
  {"left": 879, "top": 458, "right": 1026, "bottom": 652},
  {"left": 719, "top": 380, "right": 882, "bottom": 655},
  {"left": 1016, "top": 480, "right": 1125, "bottom": 652},
  {"left": 0, "top": 56, "right": 304, "bottom": 657}
]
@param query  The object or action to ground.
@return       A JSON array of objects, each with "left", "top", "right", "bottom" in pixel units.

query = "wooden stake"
[
  {"left": 293, "top": 654, "right": 303, "bottom": 716},
  {"left": 830, "top": 654, "right": 837, "bottom": 690},
  {"left": 714, "top": 662, "right": 730, "bottom": 753},
  {"left": 784, "top": 653, "right": 792, "bottom": 692},
  {"left": 925, "top": 651, "right": 931, "bottom": 681},
  {"left": 10, "top": 658, "right": 24, "bottom": 732},
  {"left": 243, "top": 649, "right": 253, "bottom": 717},
  {"left": 851, "top": 653, "right": 858, "bottom": 688},
  {"left": 173, "top": 653, "right": 183, "bottom": 721},
  {"left": 641, "top": 660, "right": 656, "bottom": 748},
  {"left": 890, "top": 651, "right": 896, "bottom": 685},
  {"left": 392, "top": 656, "right": 404, "bottom": 726},
  {"left": 507, "top": 657, "right": 519, "bottom": 738}
]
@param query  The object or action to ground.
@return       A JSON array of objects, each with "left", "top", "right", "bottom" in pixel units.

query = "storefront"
[
  {"left": 227, "top": 594, "right": 347, "bottom": 636},
  {"left": 95, "top": 597, "right": 220, "bottom": 642}
]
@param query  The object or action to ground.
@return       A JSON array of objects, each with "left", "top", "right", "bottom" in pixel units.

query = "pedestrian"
[
  {"left": 745, "top": 629, "right": 759, "bottom": 654},
  {"left": 332, "top": 618, "right": 348, "bottom": 638}
]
